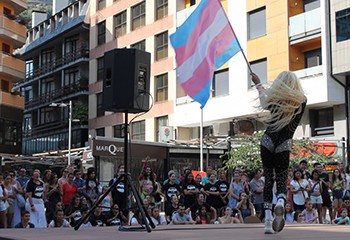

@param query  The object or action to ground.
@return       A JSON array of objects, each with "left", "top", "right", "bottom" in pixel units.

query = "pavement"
[{"left": 1, "top": 224, "right": 350, "bottom": 240}]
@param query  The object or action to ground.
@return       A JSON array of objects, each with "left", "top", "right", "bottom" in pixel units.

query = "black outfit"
[
  {"left": 216, "top": 180, "right": 229, "bottom": 209},
  {"left": 319, "top": 172, "right": 332, "bottom": 208},
  {"left": 181, "top": 180, "right": 200, "bottom": 209},
  {"left": 109, "top": 177, "right": 127, "bottom": 210},
  {"left": 204, "top": 182, "right": 220, "bottom": 210},
  {"left": 162, "top": 182, "right": 181, "bottom": 203},
  {"left": 165, "top": 204, "right": 178, "bottom": 222},
  {"left": 91, "top": 213, "right": 108, "bottom": 226},
  {"left": 189, "top": 202, "right": 212, "bottom": 221},
  {"left": 262, "top": 98, "right": 307, "bottom": 209},
  {"left": 106, "top": 212, "right": 126, "bottom": 226},
  {"left": 14, "top": 222, "right": 35, "bottom": 228}
]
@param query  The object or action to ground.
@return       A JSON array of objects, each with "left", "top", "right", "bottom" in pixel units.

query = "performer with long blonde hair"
[{"left": 251, "top": 71, "right": 307, "bottom": 234}]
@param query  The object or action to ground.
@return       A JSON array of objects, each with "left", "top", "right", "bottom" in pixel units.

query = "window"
[
  {"left": 3, "top": 7, "right": 11, "bottom": 16},
  {"left": 304, "top": 0, "right": 320, "bottom": 12},
  {"left": 64, "top": 67, "right": 79, "bottom": 86},
  {"left": 2, "top": 43, "right": 10, "bottom": 54},
  {"left": 155, "top": 116, "right": 168, "bottom": 141},
  {"left": 97, "top": 21, "right": 106, "bottom": 46},
  {"left": 155, "top": 31, "right": 168, "bottom": 61},
  {"left": 96, "top": 93, "right": 104, "bottom": 117},
  {"left": 41, "top": 48, "right": 55, "bottom": 66},
  {"left": 131, "top": 40, "right": 145, "bottom": 51},
  {"left": 113, "top": 124, "right": 124, "bottom": 138},
  {"left": 40, "top": 108, "right": 54, "bottom": 124},
  {"left": 336, "top": 8, "right": 350, "bottom": 42},
  {"left": 0, "top": 119, "right": 21, "bottom": 146},
  {"left": 304, "top": 49, "right": 322, "bottom": 68},
  {"left": 131, "top": 1, "right": 145, "bottom": 30},
  {"left": 310, "top": 108, "right": 334, "bottom": 136},
  {"left": 248, "top": 7, "right": 266, "bottom": 40},
  {"left": 212, "top": 69, "right": 229, "bottom": 97},
  {"left": 26, "top": 60, "right": 33, "bottom": 79},
  {"left": 249, "top": 58, "right": 267, "bottom": 88},
  {"left": 155, "top": 73, "right": 168, "bottom": 102},
  {"left": 97, "top": 0, "right": 106, "bottom": 10},
  {"left": 132, "top": 120, "right": 145, "bottom": 140},
  {"left": 41, "top": 80, "right": 54, "bottom": 95},
  {"left": 97, "top": 57, "right": 104, "bottom": 82},
  {"left": 65, "top": 36, "right": 78, "bottom": 54},
  {"left": 1, "top": 80, "right": 10, "bottom": 92},
  {"left": 96, "top": 128, "right": 105, "bottom": 136},
  {"left": 114, "top": 11, "right": 127, "bottom": 38},
  {"left": 156, "top": 0, "right": 168, "bottom": 20}
]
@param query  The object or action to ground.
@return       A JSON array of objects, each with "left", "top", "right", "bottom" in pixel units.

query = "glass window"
[
  {"left": 41, "top": 48, "right": 55, "bottom": 66},
  {"left": 336, "top": 8, "right": 350, "bottom": 42},
  {"left": 156, "top": 0, "right": 168, "bottom": 20},
  {"left": 304, "top": 0, "right": 320, "bottom": 12},
  {"left": 40, "top": 107, "right": 54, "bottom": 124},
  {"left": 249, "top": 58, "right": 267, "bottom": 88},
  {"left": 113, "top": 124, "right": 124, "bottom": 138},
  {"left": 155, "top": 115, "right": 168, "bottom": 141},
  {"left": 132, "top": 120, "right": 145, "bottom": 140},
  {"left": 97, "top": 21, "right": 106, "bottom": 46},
  {"left": 131, "top": 40, "right": 145, "bottom": 51},
  {"left": 131, "top": 1, "right": 145, "bottom": 31},
  {"left": 155, "top": 73, "right": 168, "bottom": 102},
  {"left": 97, "top": 0, "right": 106, "bottom": 10},
  {"left": 96, "top": 93, "right": 104, "bottom": 117},
  {"left": 155, "top": 31, "right": 168, "bottom": 61},
  {"left": 0, "top": 79, "right": 10, "bottom": 92},
  {"left": 2, "top": 43, "right": 10, "bottom": 54},
  {"left": 114, "top": 11, "right": 127, "bottom": 38},
  {"left": 248, "top": 7, "right": 266, "bottom": 40},
  {"left": 97, "top": 57, "right": 104, "bottom": 82},
  {"left": 310, "top": 108, "right": 334, "bottom": 136},
  {"left": 304, "top": 48, "right": 322, "bottom": 68},
  {"left": 96, "top": 128, "right": 105, "bottom": 136},
  {"left": 64, "top": 67, "right": 79, "bottom": 86},
  {"left": 212, "top": 69, "right": 229, "bottom": 97},
  {"left": 65, "top": 35, "right": 78, "bottom": 54}
]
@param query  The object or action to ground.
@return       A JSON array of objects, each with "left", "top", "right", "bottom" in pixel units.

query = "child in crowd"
[{"left": 332, "top": 208, "right": 350, "bottom": 225}]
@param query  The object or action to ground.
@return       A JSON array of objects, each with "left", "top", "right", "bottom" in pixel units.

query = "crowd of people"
[{"left": 1, "top": 160, "right": 350, "bottom": 229}]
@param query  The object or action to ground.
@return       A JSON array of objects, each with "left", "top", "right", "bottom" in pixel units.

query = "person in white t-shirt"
[{"left": 48, "top": 209, "right": 70, "bottom": 228}]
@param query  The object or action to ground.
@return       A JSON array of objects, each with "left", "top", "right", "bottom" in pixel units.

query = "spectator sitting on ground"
[
  {"left": 332, "top": 208, "right": 350, "bottom": 225},
  {"left": 195, "top": 205, "right": 216, "bottom": 224},
  {"left": 79, "top": 206, "right": 94, "bottom": 228},
  {"left": 48, "top": 209, "right": 70, "bottom": 228},
  {"left": 165, "top": 194, "right": 179, "bottom": 223},
  {"left": 91, "top": 206, "right": 108, "bottom": 227},
  {"left": 301, "top": 198, "right": 318, "bottom": 224},
  {"left": 172, "top": 203, "right": 195, "bottom": 225},
  {"left": 335, "top": 196, "right": 350, "bottom": 218},
  {"left": 106, "top": 204, "right": 128, "bottom": 226},
  {"left": 285, "top": 202, "right": 295, "bottom": 224},
  {"left": 293, "top": 210, "right": 305, "bottom": 224},
  {"left": 14, "top": 211, "right": 35, "bottom": 228},
  {"left": 218, "top": 206, "right": 241, "bottom": 224},
  {"left": 236, "top": 192, "right": 255, "bottom": 221},
  {"left": 187, "top": 193, "right": 217, "bottom": 222},
  {"left": 150, "top": 205, "right": 166, "bottom": 225},
  {"left": 130, "top": 209, "right": 149, "bottom": 226}
]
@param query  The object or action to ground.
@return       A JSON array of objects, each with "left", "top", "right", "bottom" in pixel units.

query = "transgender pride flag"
[{"left": 170, "top": 0, "right": 242, "bottom": 108}]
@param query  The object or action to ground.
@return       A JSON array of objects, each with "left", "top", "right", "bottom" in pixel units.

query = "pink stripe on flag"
[
  {"left": 175, "top": 2, "right": 222, "bottom": 67},
  {"left": 180, "top": 24, "right": 236, "bottom": 96}
]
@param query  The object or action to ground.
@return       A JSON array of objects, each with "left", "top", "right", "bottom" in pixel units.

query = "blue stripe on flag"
[
  {"left": 215, "top": 39, "right": 241, "bottom": 70},
  {"left": 170, "top": 0, "right": 209, "bottom": 49},
  {"left": 192, "top": 79, "right": 212, "bottom": 109}
]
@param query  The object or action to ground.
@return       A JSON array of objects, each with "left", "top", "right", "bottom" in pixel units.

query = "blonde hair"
[{"left": 260, "top": 71, "right": 304, "bottom": 132}]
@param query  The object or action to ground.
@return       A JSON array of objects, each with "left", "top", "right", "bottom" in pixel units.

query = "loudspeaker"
[{"left": 103, "top": 48, "right": 151, "bottom": 113}]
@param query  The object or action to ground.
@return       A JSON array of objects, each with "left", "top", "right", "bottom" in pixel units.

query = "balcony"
[
  {"left": 0, "top": 52, "right": 25, "bottom": 82},
  {"left": 176, "top": 5, "right": 196, "bottom": 27},
  {"left": 0, "top": 91, "right": 24, "bottom": 109},
  {"left": 293, "top": 65, "right": 323, "bottom": 79},
  {"left": 10, "top": 0, "right": 27, "bottom": 14},
  {"left": 24, "top": 82, "right": 88, "bottom": 112},
  {"left": 15, "top": 47, "right": 89, "bottom": 89},
  {"left": 0, "top": 15, "right": 27, "bottom": 48},
  {"left": 289, "top": 8, "right": 321, "bottom": 45}
]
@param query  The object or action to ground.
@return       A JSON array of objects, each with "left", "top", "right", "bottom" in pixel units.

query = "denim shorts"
[
  {"left": 333, "top": 190, "right": 343, "bottom": 200},
  {"left": 310, "top": 195, "right": 323, "bottom": 204}
]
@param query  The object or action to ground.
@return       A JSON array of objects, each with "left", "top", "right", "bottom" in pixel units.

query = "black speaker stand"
[{"left": 74, "top": 111, "right": 155, "bottom": 232}]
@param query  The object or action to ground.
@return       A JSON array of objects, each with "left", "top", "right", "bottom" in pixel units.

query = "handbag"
[{"left": 16, "top": 193, "right": 26, "bottom": 208}]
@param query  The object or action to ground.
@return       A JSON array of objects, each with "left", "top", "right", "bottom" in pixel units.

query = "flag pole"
[{"left": 200, "top": 108, "right": 203, "bottom": 172}]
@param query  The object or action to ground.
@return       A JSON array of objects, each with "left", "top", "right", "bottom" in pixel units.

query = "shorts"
[
  {"left": 310, "top": 195, "right": 323, "bottom": 204},
  {"left": 321, "top": 194, "right": 332, "bottom": 208},
  {"left": 333, "top": 190, "right": 343, "bottom": 200},
  {"left": 0, "top": 201, "right": 7, "bottom": 212}
]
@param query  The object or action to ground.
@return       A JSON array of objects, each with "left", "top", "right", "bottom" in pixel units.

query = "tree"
[{"left": 223, "top": 132, "right": 332, "bottom": 173}]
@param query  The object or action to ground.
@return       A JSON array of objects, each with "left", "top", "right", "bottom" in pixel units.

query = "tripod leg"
[
  {"left": 74, "top": 174, "right": 124, "bottom": 231},
  {"left": 127, "top": 175, "right": 155, "bottom": 232}
]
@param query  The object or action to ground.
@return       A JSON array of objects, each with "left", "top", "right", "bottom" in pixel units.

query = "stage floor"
[{"left": 1, "top": 224, "right": 349, "bottom": 240}]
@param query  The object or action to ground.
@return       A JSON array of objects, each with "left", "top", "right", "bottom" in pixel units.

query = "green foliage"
[
  {"left": 223, "top": 131, "right": 332, "bottom": 173},
  {"left": 73, "top": 100, "right": 88, "bottom": 124}
]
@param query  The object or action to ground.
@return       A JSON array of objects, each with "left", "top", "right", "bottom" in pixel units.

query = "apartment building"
[
  {"left": 89, "top": 0, "right": 176, "bottom": 142},
  {"left": 0, "top": 0, "right": 26, "bottom": 155},
  {"left": 174, "top": 0, "right": 346, "bottom": 158},
  {"left": 15, "top": 0, "right": 90, "bottom": 155}
]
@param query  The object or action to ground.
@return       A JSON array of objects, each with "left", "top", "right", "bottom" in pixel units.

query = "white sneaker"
[
  {"left": 264, "top": 219, "right": 274, "bottom": 234},
  {"left": 273, "top": 204, "right": 285, "bottom": 233}
]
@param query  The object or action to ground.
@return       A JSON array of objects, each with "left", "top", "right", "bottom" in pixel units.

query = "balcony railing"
[
  {"left": 24, "top": 83, "right": 88, "bottom": 110},
  {"left": 0, "top": 15, "right": 26, "bottom": 46},
  {"left": 25, "top": 47, "right": 89, "bottom": 81},
  {"left": 289, "top": 8, "right": 321, "bottom": 43},
  {"left": 293, "top": 65, "right": 323, "bottom": 79}
]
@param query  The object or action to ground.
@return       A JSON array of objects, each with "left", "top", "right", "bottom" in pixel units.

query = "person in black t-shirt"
[
  {"left": 14, "top": 211, "right": 35, "bottom": 228},
  {"left": 109, "top": 165, "right": 128, "bottom": 215},
  {"left": 165, "top": 194, "right": 179, "bottom": 223},
  {"left": 106, "top": 204, "right": 128, "bottom": 226},
  {"left": 216, "top": 170, "right": 229, "bottom": 209},
  {"left": 162, "top": 172, "right": 181, "bottom": 206},
  {"left": 187, "top": 193, "right": 217, "bottom": 221},
  {"left": 315, "top": 163, "right": 333, "bottom": 223},
  {"left": 91, "top": 206, "right": 108, "bottom": 226},
  {"left": 181, "top": 173, "right": 200, "bottom": 209},
  {"left": 203, "top": 173, "right": 220, "bottom": 210}
]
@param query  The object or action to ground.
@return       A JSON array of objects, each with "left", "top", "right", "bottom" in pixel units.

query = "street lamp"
[{"left": 50, "top": 100, "right": 72, "bottom": 166}]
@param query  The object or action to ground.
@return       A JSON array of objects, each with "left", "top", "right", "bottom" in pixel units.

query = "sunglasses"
[{"left": 344, "top": 201, "right": 350, "bottom": 204}]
